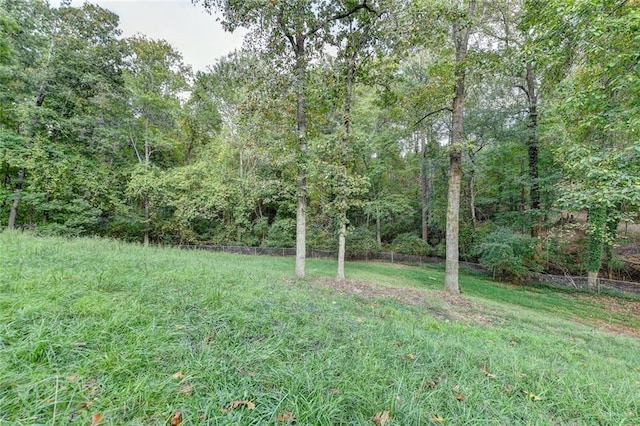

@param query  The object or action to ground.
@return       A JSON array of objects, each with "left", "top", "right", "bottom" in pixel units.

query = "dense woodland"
[{"left": 1, "top": 0, "right": 639, "bottom": 289}]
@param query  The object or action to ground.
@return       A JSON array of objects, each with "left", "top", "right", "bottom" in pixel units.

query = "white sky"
[{"left": 57, "top": 0, "right": 246, "bottom": 72}]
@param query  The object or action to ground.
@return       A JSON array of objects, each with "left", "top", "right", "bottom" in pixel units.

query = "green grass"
[{"left": 1, "top": 232, "right": 639, "bottom": 425}]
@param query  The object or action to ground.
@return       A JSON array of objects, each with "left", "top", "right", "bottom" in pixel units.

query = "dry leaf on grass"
[
  {"left": 526, "top": 391, "right": 542, "bottom": 401},
  {"left": 172, "top": 371, "right": 185, "bottom": 379},
  {"left": 372, "top": 410, "right": 391, "bottom": 425},
  {"left": 277, "top": 411, "right": 296, "bottom": 423},
  {"left": 89, "top": 413, "right": 103, "bottom": 426},
  {"left": 423, "top": 380, "right": 438, "bottom": 389},
  {"left": 431, "top": 413, "right": 445, "bottom": 423},
  {"left": 170, "top": 411, "right": 183, "bottom": 426},
  {"left": 178, "top": 382, "right": 193, "bottom": 395},
  {"left": 221, "top": 400, "right": 256, "bottom": 413},
  {"left": 481, "top": 365, "right": 496, "bottom": 378}
]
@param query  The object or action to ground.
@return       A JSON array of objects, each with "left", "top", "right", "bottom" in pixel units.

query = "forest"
[{"left": 1, "top": 0, "right": 639, "bottom": 290}]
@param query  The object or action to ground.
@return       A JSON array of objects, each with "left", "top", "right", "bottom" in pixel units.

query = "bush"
[
  {"left": 346, "top": 226, "right": 380, "bottom": 256},
  {"left": 261, "top": 218, "right": 296, "bottom": 248},
  {"left": 472, "top": 227, "right": 538, "bottom": 281},
  {"left": 390, "top": 233, "right": 432, "bottom": 256}
]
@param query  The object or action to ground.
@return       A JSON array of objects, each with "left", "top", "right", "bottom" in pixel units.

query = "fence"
[
  {"left": 177, "top": 244, "right": 640, "bottom": 296},
  {"left": 532, "top": 273, "right": 640, "bottom": 295}
]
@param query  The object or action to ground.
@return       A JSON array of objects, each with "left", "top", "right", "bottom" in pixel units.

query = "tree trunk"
[
  {"left": 525, "top": 62, "right": 541, "bottom": 237},
  {"left": 587, "top": 271, "right": 599, "bottom": 291},
  {"left": 444, "top": 0, "right": 475, "bottom": 295},
  {"left": 8, "top": 168, "right": 25, "bottom": 230},
  {"left": 294, "top": 35, "right": 308, "bottom": 279},
  {"left": 337, "top": 209, "right": 347, "bottom": 281},
  {"left": 143, "top": 195, "right": 150, "bottom": 247},
  {"left": 336, "top": 47, "right": 357, "bottom": 281},
  {"left": 445, "top": 150, "right": 462, "bottom": 294},
  {"left": 420, "top": 133, "right": 430, "bottom": 242}
]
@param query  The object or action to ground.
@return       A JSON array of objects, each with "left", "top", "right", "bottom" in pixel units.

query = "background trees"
[{"left": 2, "top": 0, "right": 638, "bottom": 285}]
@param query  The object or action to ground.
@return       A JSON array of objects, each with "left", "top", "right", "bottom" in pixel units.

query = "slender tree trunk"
[
  {"left": 587, "top": 271, "right": 599, "bottom": 291},
  {"left": 294, "top": 36, "right": 308, "bottom": 279},
  {"left": 143, "top": 196, "right": 150, "bottom": 246},
  {"left": 336, "top": 48, "right": 357, "bottom": 281},
  {"left": 469, "top": 166, "right": 476, "bottom": 227},
  {"left": 337, "top": 208, "right": 347, "bottom": 280},
  {"left": 143, "top": 119, "right": 151, "bottom": 247},
  {"left": 8, "top": 168, "right": 25, "bottom": 230},
  {"left": 420, "top": 132, "right": 429, "bottom": 242},
  {"left": 444, "top": 0, "right": 475, "bottom": 295},
  {"left": 376, "top": 213, "right": 381, "bottom": 246},
  {"left": 525, "top": 62, "right": 541, "bottom": 237}
]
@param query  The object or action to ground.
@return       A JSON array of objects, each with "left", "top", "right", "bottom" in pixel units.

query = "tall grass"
[{"left": 1, "top": 232, "right": 638, "bottom": 425}]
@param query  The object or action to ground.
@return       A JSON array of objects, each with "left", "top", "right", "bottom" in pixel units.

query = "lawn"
[{"left": 1, "top": 232, "right": 639, "bottom": 425}]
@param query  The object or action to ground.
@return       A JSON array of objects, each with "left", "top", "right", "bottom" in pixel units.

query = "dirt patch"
[
  {"left": 290, "top": 277, "right": 640, "bottom": 338},
  {"left": 572, "top": 293, "right": 640, "bottom": 337},
  {"left": 308, "top": 277, "right": 500, "bottom": 326}
]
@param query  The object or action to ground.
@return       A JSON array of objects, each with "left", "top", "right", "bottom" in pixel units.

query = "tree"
[
  {"left": 194, "top": 0, "right": 377, "bottom": 278},
  {"left": 123, "top": 35, "right": 190, "bottom": 245},
  {"left": 444, "top": 0, "right": 476, "bottom": 294},
  {"left": 526, "top": 0, "right": 640, "bottom": 287}
]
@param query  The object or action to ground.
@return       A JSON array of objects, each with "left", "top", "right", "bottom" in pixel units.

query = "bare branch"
[{"left": 413, "top": 107, "right": 452, "bottom": 128}]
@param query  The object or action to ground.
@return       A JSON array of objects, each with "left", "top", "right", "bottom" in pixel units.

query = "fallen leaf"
[
  {"left": 89, "top": 413, "right": 103, "bottom": 426},
  {"left": 172, "top": 371, "right": 184, "bottom": 379},
  {"left": 170, "top": 411, "right": 183, "bottom": 426},
  {"left": 277, "top": 411, "right": 296, "bottom": 423},
  {"left": 455, "top": 394, "right": 466, "bottom": 401},
  {"left": 81, "top": 401, "right": 93, "bottom": 409},
  {"left": 526, "top": 391, "right": 542, "bottom": 401},
  {"left": 67, "top": 375, "right": 79, "bottom": 382},
  {"left": 372, "top": 410, "right": 391, "bottom": 425},
  {"left": 481, "top": 365, "right": 496, "bottom": 378},
  {"left": 431, "top": 413, "right": 444, "bottom": 423},
  {"left": 221, "top": 400, "right": 256, "bottom": 413},
  {"left": 407, "top": 353, "right": 416, "bottom": 360},
  {"left": 423, "top": 380, "right": 438, "bottom": 389},
  {"left": 178, "top": 382, "right": 193, "bottom": 395}
]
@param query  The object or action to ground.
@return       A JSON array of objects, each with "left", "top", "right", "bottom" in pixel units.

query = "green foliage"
[
  {"left": 473, "top": 227, "right": 538, "bottom": 281},
  {"left": 346, "top": 226, "right": 380, "bottom": 256},
  {"left": 390, "top": 232, "right": 432, "bottom": 256},
  {"left": 262, "top": 218, "right": 296, "bottom": 248}
]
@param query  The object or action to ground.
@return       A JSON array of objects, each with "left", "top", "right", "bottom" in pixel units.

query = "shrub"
[
  {"left": 472, "top": 227, "right": 538, "bottom": 281},
  {"left": 262, "top": 218, "right": 296, "bottom": 248},
  {"left": 390, "top": 233, "right": 432, "bottom": 256},
  {"left": 346, "top": 226, "right": 380, "bottom": 256}
]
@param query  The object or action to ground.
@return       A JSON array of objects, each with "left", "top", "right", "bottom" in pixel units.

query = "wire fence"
[{"left": 177, "top": 244, "right": 640, "bottom": 296}]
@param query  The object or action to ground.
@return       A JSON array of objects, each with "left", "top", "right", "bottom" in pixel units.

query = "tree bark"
[
  {"left": 420, "top": 132, "right": 430, "bottom": 242},
  {"left": 587, "top": 271, "right": 599, "bottom": 291},
  {"left": 337, "top": 210, "right": 347, "bottom": 280},
  {"left": 525, "top": 62, "right": 541, "bottom": 237},
  {"left": 294, "top": 34, "right": 307, "bottom": 279},
  {"left": 7, "top": 168, "right": 25, "bottom": 230},
  {"left": 444, "top": 0, "right": 475, "bottom": 295}
]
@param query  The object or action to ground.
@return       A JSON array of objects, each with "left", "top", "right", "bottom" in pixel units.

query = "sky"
[{"left": 57, "top": 0, "right": 246, "bottom": 72}]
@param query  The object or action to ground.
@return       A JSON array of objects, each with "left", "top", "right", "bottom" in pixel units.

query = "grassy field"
[{"left": 1, "top": 232, "right": 639, "bottom": 425}]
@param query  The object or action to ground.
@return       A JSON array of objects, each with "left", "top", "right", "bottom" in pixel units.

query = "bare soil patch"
[
  {"left": 289, "top": 277, "right": 640, "bottom": 338},
  {"left": 309, "top": 277, "right": 500, "bottom": 326}
]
